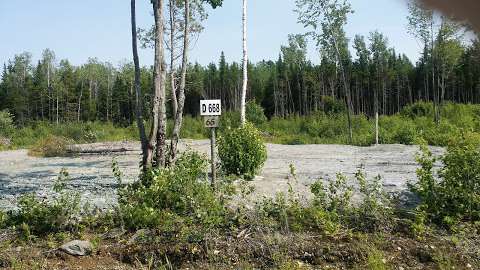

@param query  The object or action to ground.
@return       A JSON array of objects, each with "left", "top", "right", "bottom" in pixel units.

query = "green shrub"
[
  {"left": 7, "top": 168, "right": 81, "bottom": 236},
  {"left": 219, "top": 111, "right": 241, "bottom": 131},
  {"left": 256, "top": 169, "right": 393, "bottom": 234},
  {"left": 411, "top": 134, "right": 480, "bottom": 226},
  {"left": 119, "top": 151, "right": 226, "bottom": 230},
  {"left": 401, "top": 101, "right": 434, "bottom": 119},
  {"left": 0, "top": 210, "right": 6, "bottom": 229},
  {"left": 246, "top": 101, "right": 267, "bottom": 125},
  {"left": 218, "top": 122, "right": 267, "bottom": 179},
  {"left": 379, "top": 115, "right": 417, "bottom": 145},
  {"left": 311, "top": 173, "right": 353, "bottom": 215},
  {"left": 28, "top": 135, "right": 71, "bottom": 157},
  {"left": 321, "top": 96, "right": 346, "bottom": 115},
  {"left": 353, "top": 170, "right": 393, "bottom": 231},
  {"left": 0, "top": 110, "right": 15, "bottom": 136}
]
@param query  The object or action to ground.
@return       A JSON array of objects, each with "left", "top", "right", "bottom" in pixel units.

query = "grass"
[{"left": 2, "top": 102, "right": 480, "bottom": 153}]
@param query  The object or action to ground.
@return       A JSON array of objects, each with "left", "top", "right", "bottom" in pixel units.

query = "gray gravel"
[{"left": 0, "top": 140, "right": 444, "bottom": 210}]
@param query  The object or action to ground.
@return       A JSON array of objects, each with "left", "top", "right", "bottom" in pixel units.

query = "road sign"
[
  {"left": 200, "top": 99, "right": 222, "bottom": 116},
  {"left": 204, "top": 116, "right": 220, "bottom": 128},
  {"left": 200, "top": 99, "right": 222, "bottom": 190}
]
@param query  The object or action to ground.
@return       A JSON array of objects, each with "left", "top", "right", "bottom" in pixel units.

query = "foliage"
[
  {"left": 3, "top": 101, "right": 480, "bottom": 152},
  {"left": 410, "top": 134, "right": 480, "bottom": 226},
  {"left": 0, "top": 210, "right": 6, "bottom": 229},
  {"left": 353, "top": 170, "right": 393, "bottom": 232},
  {"left": 0, "top": 110, "right": 15, "bottom": 136},
  {"left": 401, "top": 101, "right": 434, "bottom": 119},
  {"left": 321, "top": 96, "right": 346, "bottom": 115},
  {"left": 246, "top": 101, "right": 267, "bottom": 125},
  {"left": 256, "top": 168, "right": 393, "bottom": 234},
  {"left": 119, "top": 151, "right": 226, "bottom": 231},
  {"left": 28, "top": 135, "right": 71, "bottom": 157},
  {"left": 218, "top": 122, "right": 267, "bottom": 180},
  {"left": 6, "top": 168, "right": 81, "bottom": 236},
  {"left": 378, "top": 115, "right": 418, "bottom": 145}
]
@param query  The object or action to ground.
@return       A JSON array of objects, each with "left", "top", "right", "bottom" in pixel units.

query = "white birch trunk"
[
  {"left": 240, "top": 0, "right": 248, "bottom": 125},
  {"left": 169, "top": 0, "right": 189, "bottom": 164}
]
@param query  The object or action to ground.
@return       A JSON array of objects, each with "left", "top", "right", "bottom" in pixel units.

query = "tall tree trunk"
[
  {"left": 240, "top": 0, "right": 248, "bottom": 125},
  {"left": 169, "top": 0, "right": 178, "bottom": 118},
  {"left": 47, "top": 62, "right": 52, "bottom": 122},
  {"left": 106, "top": 73, "right": 110, "bottom": 121},
  {"left": 77, "top": 85, "right": 83, "bottom": 122},
  {"left": 375, "top": 69, "right": 380, "bottom": 145},
  {"left": 169, "top": 0, "right": 189, "bottom": 164},
  {"left": 56, "top": 92, "right": 59, "bottom": 125},
  {"left": 331, "top": 31, "right": 353, "bottom": 144},
  {"left": 431, "top": 22, "right": 439, "bottom": 125},
  {"left": 131, "top": 0, "right": 150, "bottom": 170},
  {"left": 153, "top": 0, "right": 168, "bottom": 168}
]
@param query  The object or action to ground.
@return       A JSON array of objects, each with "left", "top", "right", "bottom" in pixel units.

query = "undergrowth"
[{"left": 2, "top": 102, "right": 480, "bottom": 152}]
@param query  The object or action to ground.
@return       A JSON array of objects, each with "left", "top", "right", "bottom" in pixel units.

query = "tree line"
[
  {"left": 0, "top": 0, "right": 479, "bottom": 161},
  {"left": 2, "top": 36, "right": 478, "bottom": 122}
]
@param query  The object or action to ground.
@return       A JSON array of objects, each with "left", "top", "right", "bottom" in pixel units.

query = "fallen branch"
[{"left": 66, "top": 147, "right": 136, "bottom": 155}]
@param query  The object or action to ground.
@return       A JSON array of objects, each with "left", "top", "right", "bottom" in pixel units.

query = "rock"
[
  {"left": 59, "top": 240, "right": 93, "bottom": 256},
  {"left": 102, "top": 227, "right": 125, "bottom": 240}
]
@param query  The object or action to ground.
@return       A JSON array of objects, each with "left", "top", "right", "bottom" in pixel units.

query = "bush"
[
  {"left": 119, "top": 151, "right": 226, "bottom": 230},
  {"left": 0, "top": 110, "right": 15, "bottom": 137},
  {"left": 6, "top": 168, "right": 81, "bottom": 236},
  {"left": 0, "top": 210, "right": 6, "bottom": 229},
  {"left": 411, "top": 134, "right": 480, "bottom": 226},
  {"left": 401, "top": 101, "right": 434, "bottom": 119},
  {"left": 246, "top": 101, "right": 267, "bottom": 125},
  {"left": 379, "top": 115, "right": 418, "bottom": 145},
  {"left": 256, "top": 169, "right": 393, "bottom": 234},
  {"left": 28, "top": 135, "right": 71, "bottom": 157},
  {"left": 353, "top": 170, "right": 393, "bottom": 231},
  {"left": 219, "top": 111, "right": 241, "bottom": 131},
  {"left": 321, "top": 96, "right": 346, "bottom": 115},
  {"left": 218, "top": 122, "right": 267, "bottom": 179}
]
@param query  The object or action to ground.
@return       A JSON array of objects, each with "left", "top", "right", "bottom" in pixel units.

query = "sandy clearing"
[{"left": 0, "top": 140, "right": 444, "bottom": 209}]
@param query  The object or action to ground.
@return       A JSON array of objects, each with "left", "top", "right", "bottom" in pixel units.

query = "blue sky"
[{"left": 0, "top": 0, "right": 422, "bottom": 68}]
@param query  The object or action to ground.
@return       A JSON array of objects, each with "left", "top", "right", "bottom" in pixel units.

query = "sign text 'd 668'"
[{"left": 200, "top": 100, "right": 222, "bottom": 116}]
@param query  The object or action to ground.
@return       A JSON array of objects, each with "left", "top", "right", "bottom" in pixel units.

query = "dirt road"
[{"left": 0, "top": 140, "right": 443, "bottom": 209}]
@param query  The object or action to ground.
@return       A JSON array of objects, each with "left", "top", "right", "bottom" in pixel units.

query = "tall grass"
[
  {"left": 4, "top": 101, "right": 480, "bottom": 149},
  {"left": 11, "top": 121, "right": 139, "bottom": 149}
]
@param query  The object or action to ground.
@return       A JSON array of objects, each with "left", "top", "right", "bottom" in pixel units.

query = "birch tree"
[
  {"left": 408, "top": 1, "right": 463, "bottom": 123},
  {"left": 131, "top": 0, "right": 150, "bottom": 170},
  {"left": 169, "top": 0, "right": 217, "bottom": 163},
  {"left": 369, "top": 31, "right": 389, "bottom": 145},
  {"left": 296, "top": 0, "right": 354, "bottom": 143},
  {"left": 169, "top": 0, "right": 191, "bottom": 163},
  {"left": 151, "top": 0, "right": 168, "bottom": 168},
  {"left": 240, "top": 0, "right": 248, "bottom": 124}
]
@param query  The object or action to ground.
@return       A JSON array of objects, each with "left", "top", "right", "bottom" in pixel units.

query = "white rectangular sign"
[
  {"left": 200, "top": 99, "right": 222, "bottom": 116},
  {"left": 204, "top": 116, "right": 220, "bottom": 128}
]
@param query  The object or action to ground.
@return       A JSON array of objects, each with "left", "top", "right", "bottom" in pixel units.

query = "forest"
[
  {"left": 1, "top": 0, "right": 480, "bottom": 269},
  {"left": 1, "top": 7, "right": 479, "bottom": 127}
]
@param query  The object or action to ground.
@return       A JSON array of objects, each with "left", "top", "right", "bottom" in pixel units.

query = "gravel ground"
[{"left": 0, "top": 140, "right": 444, "bottom": 210}]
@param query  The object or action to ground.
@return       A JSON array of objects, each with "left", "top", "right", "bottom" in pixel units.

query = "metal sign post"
[{"left": 200, "top": 100, "right": 221, "bottom": 189}]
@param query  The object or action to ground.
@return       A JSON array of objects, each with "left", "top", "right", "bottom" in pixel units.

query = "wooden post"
[
  {"left": 375, "top": 112, "right": 379, "bottom": 145},
  {"left": 210, "top": 127, "right": 216, "bottom": 189}
]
